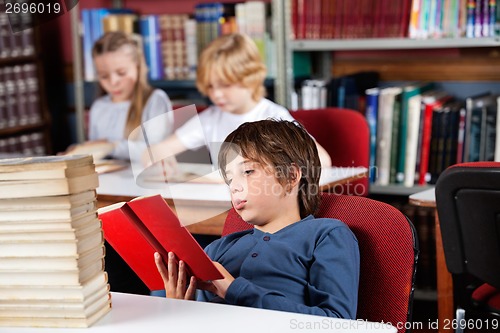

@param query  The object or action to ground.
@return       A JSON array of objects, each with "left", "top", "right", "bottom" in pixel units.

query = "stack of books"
[{"left": 0, "top": 155, "right": 111, "bottom": 328}]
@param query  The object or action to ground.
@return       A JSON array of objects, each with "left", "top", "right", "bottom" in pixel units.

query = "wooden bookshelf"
[
  {"left": 290, "top": 37, "right": 500, "bottom": 51},
  {"left": 0, "top": 11, "right": 52, "bottom": 155}
]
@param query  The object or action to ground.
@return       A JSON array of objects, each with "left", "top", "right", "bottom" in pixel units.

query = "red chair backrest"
[
  {"left": 292, "top": 108, "right": 370, "bottom": 196},
  {"left": 222, "top": 193, "right": 418, "bottom": 333}
]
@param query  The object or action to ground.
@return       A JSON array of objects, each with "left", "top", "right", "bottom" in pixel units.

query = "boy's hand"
[
  {"left": 197, "top": 262, "right": 235, "bottom": 299},
  {"left": 154, "top": 252, "right": 197, "bottom": 300}
]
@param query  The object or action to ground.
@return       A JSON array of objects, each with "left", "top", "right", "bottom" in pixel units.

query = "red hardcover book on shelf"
[
  {"left": 98, "top": 195, "right": 222, "bottom": 291},
  {"left": 418, "top": 92, "right": 452, "bottom": 185}
]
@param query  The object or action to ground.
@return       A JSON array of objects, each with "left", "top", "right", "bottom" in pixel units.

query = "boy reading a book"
[
  {"left": 142, "top": 33, "right": 331, "bottom": 168},
  {"left": 155, "top": 119, "right": 360, "bottom": 318}
]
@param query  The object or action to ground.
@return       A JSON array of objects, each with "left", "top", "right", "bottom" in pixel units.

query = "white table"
[
  {"left": 0, "top": 292, "right": 396, "bottom": 333},
  {"left": 97, "top": 165, "right": 368, "bottom": 235},
  {"left": 97, "top": 164, "right": 368, "bottom": 203}
]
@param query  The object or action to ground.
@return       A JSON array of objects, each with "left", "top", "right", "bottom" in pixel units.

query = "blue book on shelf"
[
  {"left": 365, "top": 88, "right": 379, "bottom": 183},
  {"left": 83, "top": 8, "right": 135, "bottom": 82},
  {"left": 139, "top": 15, "right": 163, "bottom": 80},
  {"left": 81, "top": 9, "right": 95, "bottom": 81}
]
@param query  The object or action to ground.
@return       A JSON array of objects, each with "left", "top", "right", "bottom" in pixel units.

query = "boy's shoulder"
[{"left": 296, "top": 215, "right": 357, "bottom": 241}]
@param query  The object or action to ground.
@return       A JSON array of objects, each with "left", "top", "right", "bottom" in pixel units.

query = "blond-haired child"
[
  {"left": 144, "top": 33, "right": 331, "bottom": 167},
  {"left": 68, "top": 31, "right": 173, "bottom": 162}
]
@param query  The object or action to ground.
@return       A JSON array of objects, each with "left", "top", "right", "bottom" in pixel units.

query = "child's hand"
[
  {"left": 154, "top": 252, "right": 197, "bottom": 300},
  {"left": 62, "top": 140, "right": 115, "bottom": 161},
  {"left": 197, "top": 262, "right": 235, "bottom": 299}
]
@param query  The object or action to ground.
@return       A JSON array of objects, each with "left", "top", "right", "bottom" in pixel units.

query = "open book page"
[
  {"left": 93, "top": 159, "right": 128, "bottom": 174},
  {"left": 134, "top": 160, "right": 224, "bottom": 186},
  {"left": 62, "top": 141, "right": 128, "bottom": 174},
  {"left": 63, "top": 141, "right": 115, "bottom": 164}
]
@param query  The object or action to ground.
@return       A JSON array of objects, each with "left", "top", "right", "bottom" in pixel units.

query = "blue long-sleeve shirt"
[{"left": 197, "top": 215, "right": 360, "bottom": 319}]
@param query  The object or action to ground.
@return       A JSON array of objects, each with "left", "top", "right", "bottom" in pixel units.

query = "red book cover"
[
  {"left": 296, "top": 0, "right": 306, "bottom": 39},
  {"left": 418, "top": 93, "right": 452, "bottom": 185},
  {"left": 99, "top": 195, "right": 222, "bottom": 291}
]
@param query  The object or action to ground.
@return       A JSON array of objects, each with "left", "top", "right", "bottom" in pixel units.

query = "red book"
[
  {"left": 418, "top": 92, "right": 452, "bottom": 185},
  {"left": 98, "top": 195, "right": 222, "bottom": 291}
]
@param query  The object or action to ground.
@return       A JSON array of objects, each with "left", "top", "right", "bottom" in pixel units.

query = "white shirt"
[
  {"left": 175, "top": 98, "right": 294, "bottom": 153},
  {"left": 89, "top": 89, "right": 173, "bottom": 162}
]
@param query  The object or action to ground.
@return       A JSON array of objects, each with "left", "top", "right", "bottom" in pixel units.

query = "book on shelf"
[
  {"left": 464, "top": 93, "right": 496, "bottom": 162},
  {"left": 81, "top": 8, "right": 135, "bottom": 81},
  {"left": 397, "top": 82, "right": 434, "bottom": 185},
  {"left": 389, "top": 88, "right": 402, "bottom": 184},
  {"left": 365, "top": 87, "right": 379, "bottom": 183},
  {"left": 158, "top": 14, "right": 190, "bottom": 80},
  {"left": 102, "top": 14, "right": 137, "bottom": 34},
  {"left": 98, "top": 194, "right": 223, "bottom": 291},
  {"left": 375, "top": 87, "right": 401, "bottom": 186},
  {"left": 417, "top": 90, "right": 452, "bottom": 185},
  {"left": 495, "top": 96, "right": 500, "bottom": 161},
  {"left": 140, "top": 15, "right": 164, "bottom": 80},
  {"left": 0, "top": 154, "right": 110, "bottom": 328}
]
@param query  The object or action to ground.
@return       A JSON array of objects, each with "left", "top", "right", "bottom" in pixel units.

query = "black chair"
[{"left": 435, "top": 162, "right": 500, "bottom": 333}]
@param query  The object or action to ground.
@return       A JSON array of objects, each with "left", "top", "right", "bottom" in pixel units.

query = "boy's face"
[
  {"left": 224, "top": 153, "right": 292, "bottom": 227},
  {"left": 94, "top": 49, "right": 138, "bottom": 103},
  {"left": 207, "top": 74, "right": 256, "bottom": 115}
]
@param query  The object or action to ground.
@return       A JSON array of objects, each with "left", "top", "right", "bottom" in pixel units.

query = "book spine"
[
  {"left": 449, "top": 105, "right": 461, "bottom": 165},
  {"left": 81, "top": 9, "right": 95, "bottom": 82},
  {"left": 4, "top": 67, "right": 18, "bottom": 128},
  {"left": 140, "top": 15, "right": 163, "bottom": 81},
  {"left": 404, "top": 95, "right": 422, "bottom": 187},
  {"left": 23, "top": 64, "right": 41, "bottom": 125},
  {"left": 0, "top": 9, "right": 10, "bottom": 58},
  {"left": 414, "top": 99, "right": 426, "bottom": 183},
  {"left": 19, "top": 9, "right": 34, "bottom": 56},
  {"left": 466, "top": 0, "right": 476, "bottom": 37},
  {"left": 418, "top": 102, "right": 435, "bottom": 185},
  {"left": 7, "top": 5, "right": 23, "bottom": 57},
  {"left": 390, "top": 93, "right": 401, "bottom": 184},
  {"left": 0, "top": 69, "right": 6, "bottom": 129},
  {"left": 475, "top": 0, "right": 482, "bottom": 37},
  {"left": 13, "top": 65, "right": 29, "bottom": 126},
  {"left": 428, "top": 108, "right": 442, "bottom": 184},
  {"left": 184, "top": 18, "right": 197, "bottom": 80},
  {"left": 479, "top": 105, "right": 488, "bottom": 160},
  {"left": 489, "top": 0, "right": 496, "bottom": 36},
  {"left": 468, "top": 107, "right": 482, "bottom": 162},
  {"left": 375, "top": 89, "right": 396, "bottom": 185},
  {"left": 456, "top": 106, "right": 467, "bottom": 163},
  {"left": 365, "top": 88, "right": 379, "bottom": 183}
]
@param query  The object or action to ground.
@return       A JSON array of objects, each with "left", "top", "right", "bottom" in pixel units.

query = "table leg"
[{"left": 435, "top": 211, "right": 454, "bottom": 333}]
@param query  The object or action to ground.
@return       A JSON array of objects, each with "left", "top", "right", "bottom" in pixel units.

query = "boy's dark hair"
[{"left": 218, "top": 119, "right": 321, "bottom": 218}]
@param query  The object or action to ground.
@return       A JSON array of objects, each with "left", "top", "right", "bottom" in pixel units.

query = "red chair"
[
  {"left": 222, "top": 193, "right": 419, "bottom": 333},
  {"left": 435, "top": 162, "right": 500, "bottom": 333},
  {"left": 292, "top": 108, "right": 370, "bottom": 196}
]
